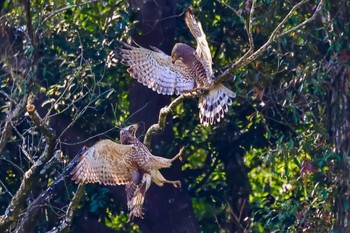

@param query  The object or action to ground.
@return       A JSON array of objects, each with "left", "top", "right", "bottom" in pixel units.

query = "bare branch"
[
  {"left": 26, "top": 104, "right": 56, "bottom": 140},
  {"left": 0, "top": 179, "right": 13, "bottom": 197},
  {"left": 143, "top": 95, "right": 188, "bottom": 147},
  {"left": 11, "top": 124, "right": 35, "bottom": 164},
  {"left": 237, "top": 0, "right": 256, "bottom": 64},
  {"left": 60, "top": 125, "right": 118, "bottom": 146},
  {"left": 216, "top": 0, "right": 245, "bottom": 22},
  {"left": 0, "top": 104, "right": 56, "bottom": 231},
  {"left": 56, "top": 88, "right": 113, "bottom": 140},
  {"left": 47, "top": 184, "right": 85, "bottom": 233},
  {"left": 277, "top": 0, "right": 325, "bottom": 39},
  {"left": 0, "top": 93, "right": 29, "bottom": 154},
  {"left": 143, "top": 0, "right": 325, "bottom": 148},
  {"left": 0, "top": 89, "right": 17, "bottom": 105},
  {"left": 41, "top": 0, "right": 101, "bottom": 25},
  {"left": 14, "top": 155, "right": 82, "bottom": 233},
  {"left": 23, "top": 0, "right": 34, "bottom": 46},
  {"left": 216, "top": 0, "right": 324, "bottom": 84}
]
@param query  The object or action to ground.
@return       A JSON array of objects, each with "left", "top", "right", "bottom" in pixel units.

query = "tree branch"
[
  {"left": 0, "top": 6, "right": 38, "bottom": 155},
  {"left": 47, "top": 184, "right": 85, "bottom": 233},
  {"left": 23, "top": 0, "right": 34, "bottom": 46},
  {"left": 26, "top": 104, "right": 56, "bottom": 140},
  {"left": 15, "top": 153, "right": 83, "bottom": 233},
  {"left": 215, "top": 0, "right": 324, "bottom": 84},
  {"left": 143, "top": 94, "right": 188, "bottom": 147},
  {"left": 216, "top": 0, "right": 245, "bottom": 23},
  {"left": 0, "top": 104, "right": 56, "bottom": 232},
  {"left": 143, "top": 0, "right": 324, "bottom": 145},
  {"left": 240, "top": 0, "right": 256, "bottom": 61},
  {"left": 277, "top": 0, "right": 325, "bottom": 39},
  {"left": 0, "top": 93, "right": 29, "bottom": 154},
  {"left": 41, "top": 0, "right": 101, "bottom": 25}
]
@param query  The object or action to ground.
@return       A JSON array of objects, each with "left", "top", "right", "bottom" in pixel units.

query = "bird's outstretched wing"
[
  {"left": 118, "top": 43, "right": 195, "bottom": 95},
  {"left": 185, "top": 7, "right": 213, "bottom": 77},
  {"left": 70, "top": 139, "right": 135, "bottom": 185}
]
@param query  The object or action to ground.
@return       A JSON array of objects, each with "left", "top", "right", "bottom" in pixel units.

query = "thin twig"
[
  {"left": 0, "top": 179, "right": 13, "bottom": 197},
  {"left": 0, "top": 104, "right": 56, "bottom": 232},
  {"left": 56, "top": 88, "right": 113, "bottom": 140},
  {"left": 60, "top": 125, "right": 119, "bottom": 146},
  {"left": 47, "top": 184, "right": 85, "bottom": 233},
  {"left": 216, "top": 0, "right": 245, "bottom": 22},
  {"left": 277, "top": 0, "right": 325, "bottom": 38},
  {"left": 26, "top": 104, "right": 56, "bottom": 140},
  {"left": 11, "top": 120, "right": 35, "bottom": 164},
  {"left": 234, "top": 0, "right": 256, "bottom": 66},
  {"left": 14, "top": 153, "right": 81, "bottom": 233},
  {"left": 0, "top": 90, "right": 17, "bottom": 105},
  {"left": 226, "top": 200, "right": 246, "bottom": 231},
  {"left": 143, "top": 0, "right": 324, "bottom": 145},
  {"left": 210, "top": 205, "right": 224, "bottom": 232},
  {"left": 215, "top": 0, "right": 324, "bottom": 84},
  {"left": 41, "top": 0, "right": 101, "bottom": 25},
  {"left": 0, "top": 93, "right": 29, "bottom": 154}
]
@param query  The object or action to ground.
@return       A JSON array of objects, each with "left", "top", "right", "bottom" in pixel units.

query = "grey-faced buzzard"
[
  {"left": 71, "top": 124, "right": 184, "bottom": 220},
  {"left": 118, "top": 9, "right": 236, "bottom": 126}
]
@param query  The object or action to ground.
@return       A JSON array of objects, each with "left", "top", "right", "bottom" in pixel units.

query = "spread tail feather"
[{"left": 198, "top": 84, "right": 235, "bottom": 126}]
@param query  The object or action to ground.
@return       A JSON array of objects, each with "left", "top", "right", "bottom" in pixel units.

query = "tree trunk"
[
  {"left": 331, "top": 53, "right": 350, "bottom": 232},
  {"left": 326, "top": 1, "right": 350, "bottom": 231},
  {"left": 126, "top": 1, "right": 199, "bottom": 232}
]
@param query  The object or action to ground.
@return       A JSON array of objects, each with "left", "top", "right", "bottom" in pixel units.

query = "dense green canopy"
[{"left": 0, "top": 0, "right": 349, "bottom": 232}]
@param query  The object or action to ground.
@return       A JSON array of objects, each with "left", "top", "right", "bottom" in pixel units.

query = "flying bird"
[
  {"left": 70, "top": 124, "right": 184, "bottom": 220},
  {"left": 118, "top": 8, "right": 236, "bottom": 126}
]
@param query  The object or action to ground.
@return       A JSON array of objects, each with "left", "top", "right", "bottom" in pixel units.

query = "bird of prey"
[
  {"left": 118, "top": 8, "right": 236, "bottom": 126},
  {"left": 70, "top": 124, "right": 184, "bottom": 220}
]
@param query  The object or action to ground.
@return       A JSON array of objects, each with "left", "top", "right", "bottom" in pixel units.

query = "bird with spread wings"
[
  {"left": 70, "top": 124, "right": 184, "bottom": 221},
  {"left": 118, "top": 8, "right": 236, "bottom": 126}
]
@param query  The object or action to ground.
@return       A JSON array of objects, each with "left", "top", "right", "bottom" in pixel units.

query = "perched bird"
[
  {"left": 118, "top": 8, "right": 236, "bottom": 126},
  {"left": 70, "top": 124, "right": 184, "bottom": 220}
]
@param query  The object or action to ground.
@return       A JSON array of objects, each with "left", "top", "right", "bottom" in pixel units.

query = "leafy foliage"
[{"left": 1, "top": 0, "right": 349, "bottom": 232}]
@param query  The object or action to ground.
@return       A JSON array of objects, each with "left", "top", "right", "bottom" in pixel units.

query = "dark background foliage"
[{"left": 0, "top": 0, "right": 349, "bottom": 232}]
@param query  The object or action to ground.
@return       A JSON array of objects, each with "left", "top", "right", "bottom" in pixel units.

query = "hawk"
[
  {"left": 70, "top": 124, "right": 184, "bottom": 220},
  {"left": 118, "top": 8, "right": 236, "bottom": 126}
]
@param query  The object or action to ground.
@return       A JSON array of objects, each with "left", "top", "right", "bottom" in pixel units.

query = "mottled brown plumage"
[
  {"left": 118, "top": 8, "right": 236, "bottom": 126},
  {"left": 70, "top": 124, "right": 184, "bottom": 220},
  {"left": 171, "top": 43, "right": 212, "bottom": 87}
]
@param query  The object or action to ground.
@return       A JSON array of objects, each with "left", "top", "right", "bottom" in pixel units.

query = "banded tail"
[{"left": 198, "top": 84, "right": 236, "bottom": 126}]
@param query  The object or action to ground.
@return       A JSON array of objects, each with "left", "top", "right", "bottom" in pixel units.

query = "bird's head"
[
  {"left": 171, "top": 43, "right": 195, "bottom": 65},
  {"left": 120, "top": 123, "right": 139, "bottom": 144},
  {"left": 171, "top": 46, "right": 179, "bottom": 64}
]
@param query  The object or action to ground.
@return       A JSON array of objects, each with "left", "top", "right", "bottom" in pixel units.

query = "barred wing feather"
[
  {"left": 118, "top": 43, "right": 195, "bottom": 95},
  {"left": 71, "top": 139, "right": 135, "bottom": 186}
]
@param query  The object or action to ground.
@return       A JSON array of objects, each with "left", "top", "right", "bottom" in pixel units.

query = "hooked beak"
[
  {"left": 171, "top": 54, "right": 177, "bottom": 64},
  {"left": 127, "top": 123, "right": 139, "bottom": 136}
]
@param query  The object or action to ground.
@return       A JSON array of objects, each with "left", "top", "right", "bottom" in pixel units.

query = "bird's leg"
[
  {"left": 151, "top": 170, "right": 181, "bottom": 188},
  {"left": 149, "top": 147, "right": 184, "bottom": 169},
  {"left": 170, "top": 146, "right": 185, "bottom": 162},
  {"left": 162, "top": 179, "right": 181, "bottom": 188},
  {"left": 152, "top": 147, "right": 184, "bottom": 188}
]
